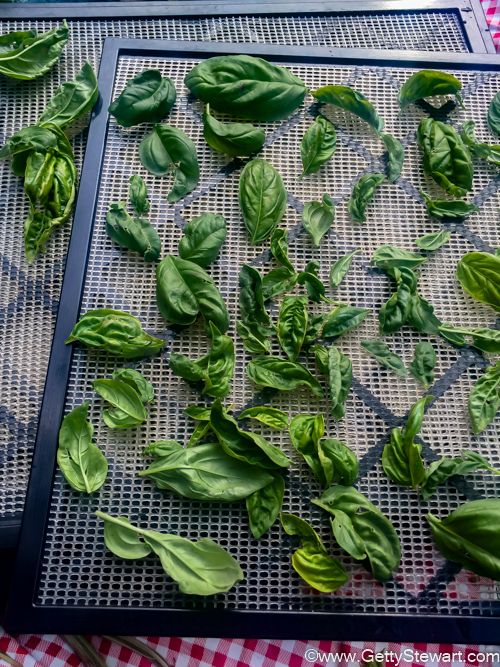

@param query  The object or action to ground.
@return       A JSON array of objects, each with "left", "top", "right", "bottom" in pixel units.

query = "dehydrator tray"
[
  {"left": 5, "top": 39, "right": 500, "bottom": 640},
  {"left": 0, "top": 0, "right": 494, "bottom": 546}
]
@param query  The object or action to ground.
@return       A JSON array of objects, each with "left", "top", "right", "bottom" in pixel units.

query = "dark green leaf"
[
  {"left": 312, "top": 85, "right": 384, "bottom": 134},
  {"left": 270, "top": 228, "right": 294, "bottom": 273},
  {"left": 112, "top": 368, "right": 154, "bottom": 404},
  {"left": 24, "top": 151, "right": 56, "bottom": 206},
  {"left": 372, "top": 245, "right": 426, "bottom": 270},
  {"left": 488, "top": 92, "right": 500, "bottom": 137},
  {"left": 39, "top": 62, "right": 98, "bottom": 128},
  {"left": 322, "top": 305, "right": 369, "bottom": 339},
  {"left": 303, "top": 313, "right": 330, "bottom": 348},
  {"left": 327, "top": 345, "right": 352, "bottom": 421},
  {"left": 297, "top": 260, "right": 328, "bottom": 303},
  {"left": 246, "top": 475, "right": 285, "bottom": 539},
  {"left": 379, "top": 283, "right": 412, "bottom": 334},
  {"left": 178, "top": 213, "right": 227, "bottom": 268},
  {"left": 410, "top": 341, "right": 436, "bottom": 387},
  {"left": 361, "top": 340, "right": 407, "bottom": 377},
  {"left": 300, "top": 116, "right": 337, "bottom": 176},
  {"left": 348, "top": 172, "right": 385, "bottom": 223},
  {"left": 320, "top": 439, "right": 359, "bottom": 486},
  {"left": 247, "top": 356, "right": 323, "bottom": 397},
  {"left": 93, "top": 378, "right": 147, "bottom": 429},
  {"left": 109, "top": 70, "right": 176, "bottom": 127},
  {"left": 439, "top": 324, "right": 500, "bottom": 354},
  {"left": 302, "top": 194, "right": 335, "bottom": 246},
  {"left": 329, "top": 249, "right": 360, "bottom": 289},
  {"left": 0, "top": 22, "right": 68, "bottom": 80},
  {"left": 421, "top": 451, "right": 500, "bottom": 500},
  {"left": 398, "top": 69, "right": 462, "bottom": 109},
  {"left": 381, "top": 133, "right": 405, "bottom": 182},
  {"left": 407, "top": 293, "right": 441, "bottom": 335},
  {"left": 106, "top": 202, "right": 160, "bottom": 261},
  {"left": 469, "top": 361, "right": 500, "bottom": 434},
  {"left": 456, "top": 251, "right": 500, "bottom": 312},
  {"left": 129, "top": 175, "right": 150, "bottom": 215},
  {"left": 289, "top": 413, "right": 326, "bottom": 484},
  {"left": 277, "top": 295, "right": 308, "bottom": 361},
  {"left": 0, "top": 125, "right": 59, "bottom": 166},
  {"left": 238, "top": 406, "right": 289, "bottom": 430},
  {"left": 202, "top": 103, "right": 265, "bottom": 157},
  {"left": 460, "top": 120, "right": 500, "bottom": 167},
  {"left": 238, "top": 264, "right": 273, "bottom": 353},
  {"left": 415, "top": 230, "right": 451, "bottom": 251},
  {"left": 421, "top": 191, "right": 478, "bottom": 221},
  {"left": 261, "top": 267, "right": 298, "bottom": 301}
]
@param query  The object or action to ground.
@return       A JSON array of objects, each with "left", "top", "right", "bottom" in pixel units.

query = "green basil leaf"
[
  {"left": 109, "top": 70, "right": 176, "bottom": 127},
  {"left": 261, "top": 267, "right": 298, "bottom": 301},
  {"left": 39, "top": 62, "right": 98, "bottom": 129},
  {"left": 372, "top": 245, "right": 426, "bottom": 270},
  {"left": 277, "top": 295, "right": 308, "bottom": 361},
  {"left": 238, "top": 264, "right": 273, "bottom": 353},
  {"left": 488, "top": 92, "right": 500, "bottom": 137},
  {"left": 361, "top": 339, "right": 407, "bottom": 378},
  {"left": 300, "top": 116, "right": 337, "bottom": 176},
  {"left": 184, "top": 405, "right": 211, "bottom": 421},
  {"left": 270, "top": 228, "right": 294, "bottom": 273},
  {"left": 417, "top": 118, "right": 473, "bottom": 198},
  {"left": 457, "top": 251, "right": 500, "bottom": 312},
  {"left": 95, "top": 513, "right": 153, "bottom": 559},
  {"left": 329, "top": 249, "right": 360, "bottom": 289},
  {"left": 320, "top": 439, "right": 359, "bottom": 487},
  {"left": 57, "top": 403, "right": 108, "bottom": 493},
  {"left": 24, "top": 151, "right": 56, "bottom": 206},
  {"left": 185, "top": 54, "right": 307, "bottom": 121},
  {"left": 421, "top": 451, "right": 500, "bottom": 500},
  {"left": 247, "top": 356, "right": 323, "bottom": 397},
  {"left": 326, "top": 345, "right": 352, "bottom": 421},
  {"left": 398, "top": 69, "right": 462, "bottom": 109},
  {"left": 348, "top": 172, "right": 385, "bottom": 223},
  {"left": 297, "top": 260, "right": 328, "bottom": 303},
  {"left": 106, "top": 202, "right": 160, "bottom": 262},
  {"left": 239, "top": 158, "right": 287, "bottom": 244},
  {"left": 0, "top": 22, "right": 68, "bottom": 81},
  {"left": 66, "top": 308, "right": 164, "bottom": 358},
  {"left": 322, "top": 305, "right": 369, "bottom": 339},
  {"left": 415, "top": 230, "right": 451, "bottom": 251},
  {"left": 238, "top": 406, "right": 289, "bottom": 430},
  {"left": 178, "top": 213, "right": 227, "bottom": 268},
  {"left": 280, "top": 513, "right": 348, "bottom": 593},
  {"left": 0, "top": 125, "right": 59, "bottom": 168},
  {"left": 144, "top": 440, "right": 184, "bottom": 459},
  {"left": 404, "top": 394, "right": 433, "bottom": 444},
  {"left": 202, "top": 103, "right": 265, "bottom": 157},
  {"left": 312, "top": 85, "right": 384, "bottom": 134},
  {"left": 246, "top": 475, "right": 285, "bottom": 539},
  {"left": 289, "top": 413, "right": 326, "bottom": 484},
  {"left": 379, "top": 284, "right": 413, "bottom": 334},
  {"left": 156, "top": 255, "right": 229, "bottom": 332},
  {"left": 381, "top": 133, "right": 405, "bottom": 182},
  {"left": 93, "top": 378, "right": 147, "bottom": 429},
  {"left": 169, "top": 352, "right": 207, "bottom": 384},
  {"left": 139, "top": 441, "right": 274, "bottom": 501},
  {"left": 460, "top": 120, "right": 500, "bottom": 167},
  {"left": 410, "top": 341, "right": 436, "bottom": 387},
  {"left": 302, "top": 194, "right": 335, "bottom": 246},
  {"left": 420, "top": 191, "right": 478, "bottom": 221},
  {"left": 139, "top": 124, "right": 199, "bottom": 202},
  {"left": 427, "top": 499, "right": 500, "bottom": 581},
  {"left": 407, "top": 293, "right": 441, "bottom": 335},
  {"left": 129, "top": 175, "right": 150, "bottom": 215},
  {"left": 328, "top": 509, "right": 366, "bottom": 561},
  {"left": 469, "top": 361, "right": 500, "bottom": 434},
  {"left": 382, "top": 427, "right": 425, "bottom": 488},
  {"left": 187, "top": 422, "right": 212, "bottom": 448},
  {"left": 439, "top": 324, "right": 500, "bottom": 354},
  {"left": 112, "top": 368, "right": 154, "bottom": 404},
  {"left": 303, "top": 313, "right": 330, "bottom": 348}
]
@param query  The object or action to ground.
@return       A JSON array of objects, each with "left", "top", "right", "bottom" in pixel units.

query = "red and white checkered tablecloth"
[{"left": 482, "top": 0, "right": 500, "bottom": 49}]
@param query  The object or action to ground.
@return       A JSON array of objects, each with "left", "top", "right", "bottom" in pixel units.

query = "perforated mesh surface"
[
  {"left": 33, "top": 53, "right": 500, "bottom": 618},
  {"left": 0, "top": 9, "right": 473, "bottom": 525}
]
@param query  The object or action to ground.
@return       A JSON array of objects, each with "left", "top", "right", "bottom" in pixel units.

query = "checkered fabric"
[{"left": 481, "top": 0, "right": 500, "bottom": 49}]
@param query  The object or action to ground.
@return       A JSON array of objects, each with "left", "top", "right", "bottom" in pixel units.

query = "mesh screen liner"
[
  {"left": 0, "top": 11, "right": 472, "bottom": 525},
  {"left": 32, "top": 53, "right": 500, "bottom": 618}
]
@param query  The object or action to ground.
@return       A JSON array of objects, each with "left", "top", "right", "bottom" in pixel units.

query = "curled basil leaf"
[
  {"left": 410, "top": 341, "right": 436, "bottom": 387},
  {"left": 469, "top": 361, "right": 500, "bottom": 434},
  {"left": 322, "top": 305, "right": 369, "bottom": 339},
  {"left": 24, "top": 151, "right": 55, "bottom": 206},
  {"left": 300, "top": 116, "right": 337, "bottom": 176},
  {"left": 66, "top": 308, "right": 164, "bottom": 358},
  {"left": 312, "top": 85, "right": 384, "bottom": 134},
  {"left": 129, "top": 175, "right": 149, "bottom": 215},
  {"left": 112, "top": 368, "right": 154, "bottom": 404},
  {"left": 289, "top": 413, "right": 325, "bottom": 484},
  {"left": 297, "top": 260, "right": 328, "bottom": 303},
  {"left": 139, "top": 124, "right": 199, "bottom": 202},
  {"left": 348, "top": 173, "right": 385, "bottom": 223},
  {"left": 421, "top": 451, "right": 500, "bottom": 500},
  {"left": 247, "top": 356, "right": 323, "bottom": 397},
  {"left": 302, "top": 194, "right": 335, "bottom": 247},
  {"left": 262, "top": 267, "right": 298, "bottom": 302},
  {"left": 0, "top": 126, "right": 59, "bottom": 169},
  {"left": 415, "top": 230, "right": 451, "bottom": 251},
  {"left": 361, "top": 340, "right": 407, "bottom": 378},
  {"left": 106, "top": 202, "right": 160, "bottom": 261},
  {"left": 238, "top": 406, "right": 289, "bottom": 430},
  {"left": 39, "top": 62, "right": 98, "bottom": 129},
  {"left": 381, "top": 133, "right": 405, "bottom": 182},
  {"left": 202, "top": 104, "right": 265, "bottom": 157},
  {"left": 238, "top": 264, "right": 273, "bottom": 354},
  {"left": 0, "top": 22, "right": 68, "bottom": 80},
  {"left": 460, "top": 120, "right": 500, "bottom": 167},
  {"left": 456, "top": 251, "right": 500, "bottom": 312},
  {"left": 439, "top": 324, "right": 500, "bottom": 354},
  {"left": 93, "top": 378, "right": 147, "bottom": 429},
  {"left": 488, "top": 92, "right": 500, "bottom": 137},
  {"left": 421, "top": 191, "right": 478, "bottom": 221},
  {"left": 372, "top": 245, "right": 426, "bottom": 271},
  {"left": 270, "top": 228, "right": 294, "bottom": 273},
  {"left": 326, "top": 345, "right": 352, "bottom": 421},
  {"left": 239, "top": 158, "right": 287, "bottom": 244},
  {"left": 178, "top": 213, "right": 227, "bottom": 267},
  {"left": 246, "top": 475, "right": 285, "bottom": 539},
  {"left": 277, "top": 296, "right": 308, "bottom": 361},
  {"left": 109, "top": 70, "right": 176, "bottom": 127},
  {"left": 321, "top": 439, "right": 359, "bottom": 486},
  {"left": 185, "top": 54, "right": 307, "bottom": 121},
  {"left": 329, "top": 249, "right": 360, "bottom": 289},
  {"left": 57, "top": 403, "right": 108, "bottom": 493},
  {"left": 398, "top": 69, "right": 462, "bottom": 109}
]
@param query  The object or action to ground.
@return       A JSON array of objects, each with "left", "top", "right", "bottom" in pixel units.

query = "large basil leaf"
[
  {"left": 106, "top": 202, "right": 160, "bottom": 261},
  {"left": 348, "top": 173, "right": 385, "bottom": 223},
  {"left": 421, "top": 191, "right": 478, "bottom": 221},
  {"left": 439, "top": 324, "right": 500, "bottom": 354},
  {"left": 93, "top": 378, "right": 147, "bottom": 429},
  {"left": 57, "top": 403, "right": 108, "bottom": 493},
  {"left": 427, "top": 500, "right": 500, "bottom": 581},
  {"left": 156, "top": 255, "right": 229, "bottom": 332},
  {"left": 66, "top": 308, "right": 165, "bottom": 358},
  {"left": 415, "top": 230, "right": 451, "bottom": 252},
  {"left": 247, "top": 356, "right": 323, "bottom": 397},
  {"left": 417, "top": 118, "right": 473, "bottom": 198},
  {"left": 361, "top": 340, "right": 407, "bottom": 378},
  {"left": 239, "top": 158, "right": 287, "bottom": 244},
  {"left": 96, "top": 511, "right": 244, "bottom": 595},
  {"left": 313, "top": 486, "right": 401, "bottom": 582},
  {"left": 488, "top": 92, "right": 500, "bottom": 137},
  {"left": 38, "top": 62, "right": 98, "bottom": 129},
  {"left": 238, "top": 406, "right": 289, "bottom": 430},
  {"left": 456, "top": 251, "right": 500, "bottom": 312},
  {"left": 410, "top": 341, "right": 436, "bottom": 387},
  {"left": 139, "top": 124, "right": 199, "bottom": 202},
  {"left": 109, "top": 70, "right": 176, "bottom": 127},
  {"left": 238, "top": 265, "right": 273, "bottom": 354},
  {"left": 0, "top": 22, "right": 68, "bottom": 80},
  {"left": 129, "top": 175, "right": 150, "bottom": 215},
  {"left": 140, "top": 441, "right": 274, "bottom": 501},
  {"left": 398, "top": 69, "right": 462, "bottom": 109},
  {"left": 289, "top": 413, "right": 325, "bottom": 484},
  {"left": 277, "top": 296, "right": 308, "bottom": 361},
  {"left": 329, "top": 249, "right": 360, "bottom": 289},
  {"left": 322, "top": 305, "right": 369, "bottom": 339},
  {"left": 302, "top": 194, "right": 335, "bottom": 247},
  {"left": 372, "top": 245, "right": 426, "bottom": 271},
  {"left": 202, "top": 104, "right": 265, "bottom": 157},
  {"left": 468, "top": 361, "right": 500, "bottom": 434},
  {"left": 246, "top": 475, "right": 285, "bottom": 539},
  {"left": 300, "top": 116, "right": 337, "bottom": 176},
  {"left": 312, "top": 85, "right": 384, "bottom": 134},
  {"left": 270, "top": 228, "right": 294, "bottom": 273},
  {"left": 185, "top": 54, "right": 307, "bottom": 121},
  {"left": 381, "top": 133, "right": 405, "bottom": 182},
  {"left": 421, "top": 451, "right": 499, "bottom": 500},
  {"left": 280, "top": 513, "right": 348, "bottom": 593},
  {"left": 112, "top": 368, "right": 154, "bottom": 404},
  {"left": 178, "top": 213, "right": 226, "bottom": 268}
]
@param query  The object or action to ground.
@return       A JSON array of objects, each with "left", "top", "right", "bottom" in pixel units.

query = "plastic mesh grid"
[
  {"left": 0, "top": 9, "right": 472, "bottom": 524},
  {"left": 34, "top": 53, "right": 500, "bottom": 618}
]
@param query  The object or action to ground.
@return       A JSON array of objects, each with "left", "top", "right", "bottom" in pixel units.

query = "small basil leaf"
[
  {"left": 95, "top": 513, "right": 152, "bottom": 559},
  {"left": 372, "top": 245, "right": 426, "bottom": 270},
  {"left": 300, "top": 116, "right": 337, "bottom": 176},
  {"left": 129, "top": 175, "right": 150, "bottom": 215},
  {"left": 238, "top": 406, "right": 289, "bottom": 430},
  {"left": 361, "top": 340, "right": 407, "bottom": 378},
  {"left": 184, "top": 405, "right": 211, "bottom": 421},
  {"left": 381, "top": 133, "right": 405, "bottom": 182},
  {"left": 247, "top": 356, "right": 323, "bottom": 398},
  {"left": 109, "top": 70, "right": 176, "bottom": 127},
  {"left": 488, "top": 92, "right": 500, "bottom": 137},
  {"left": 297, "top": 260, "right": 328, "bottom": 303},
  {"left": 415, "top": 230, "right": 451, "bottom": 251},
  {"left": 320, "top": 439, "right": 359, "bottom": 486},
  {"left": 460, "top": 120, "right": 500, "bottom": 167},
  {"left": 456, "top": 251, "right": 500, "bottom": 312},
  {"left": 106, "top": 202, "right": 161, "bottom": 262},
  {"left": 0, "top": 22, "right": 68, "bottom": 81},
  {"left": 202, "top": 104, "right": 265, "bottom": 157},
  {"left": 39, "top": 62, "right": 98, "bottom": 129},
  {"left": 326, "top": 345, "right": 352, "bottom": 421},
  {"left": 262, "top": 267, "right": 298, "bottom": 301},
  {"left": 238, "top": 264, "right": 273, "bottom": 353},
  {"left": 407, "top": 293, "right": 441, "bottom": 335},
  {"left": 398, "top": 69, "right": 462, "bottom": 109},
  {"left": 468, "top": 361, "right": 500, "bottom": 434},
  {"left": 421, "top": 451, "right": 500, "bottom": 500},
  {"left": 246, "top": 475, "right": 285, "bottom": 539},
  {"left": 379, "top": 283, "right": 412, "bottom": 334},
  {"left": 439, "top": 324, "right": 500, "bottom": 354},
  {"left": 329, "top": 510, "right": 366, "bottom": 560},
  {"left": 329, "top": 249, "right": 360, "bottom": 289},
  {"left": 322, "top": 305, "right": 369, "bottom": 339},
  {"left": 270, "top": 228, "right": 294, "bottom": 273},
  {"left": 112, "top": 368, "right": 154, "bottom": 404},
  {"left": 289, "top": 413, "right": 326, "bottom": 484},
  {"left": 187, "top": 422, "right": 212, "bottom": 448},
  {"left": 420, "top": 191, "right": 478, "bottom": 221},
  {"left": 24, "top": 151, "right": 56, "bottom": 206},
  {"left": 348, "top": 172, "right": 385, "bottom": 223},
  {"left": 302, "top": 194, "right": 335, "bottom": 246},
  {"left": 178, "top": 213, "right": 227, "bottom": 267},
  {"left": 312, "top": 85, "right": 384, "bottom": 134},
  {"left": 169, "top": 352, "right": 207, "bottom": 384},
  {"left": 93, "top": 378, "right": 147, "bottom": 429},
  {"left": 277, "top": 295, "right": 308, "bottom": 361},
  {"left": 410, "top": 341, "right": 436, "bottom": 387},
  {"left": 303, "top": 313, "right": 330, "bottom": 348}
]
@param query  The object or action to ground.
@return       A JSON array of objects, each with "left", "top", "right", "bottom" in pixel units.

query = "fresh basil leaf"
[
  {"left": 320, "top": 439, "right": 359, "bottom": 486},
  {"left": 202, "top": 103, "right": 265, "bottom": 157},
  {"left": 262, "top": 267, "right": 298, "bottom": 301},
  {"left": 372, "top": 245, "right": 426, "bottom": 270},
  {"left": 145, "top": 439, "right": 200, "bottom": 459},
  {"left": 361, "top": 340, "right": 407, "bottom": 378},
  {"left": 238, "top": 264, "right": 273, "bottom": 353},
  {"left": 129, "top": 175, "right": 149, "bottom": 215},
  {"left": 178, "top": 213, "right": 227, "bottom": 268},
  {"left": 488, "top": 92, "right": 500, "bottom": 137},
  {"left": 302, "top": 194, "right": 335, "bottom": 246},
  {"left": 238, "top": 406, "right": 289, "bottom": 430},
  {"left": 247, "top": 356, "right": 323, "bottom": 397},
  {"left": 57, "top": 403, "right": 108, "bottom": 493},
  {"left": 0, "top": 22, "right": 68, "bottom": 80},
  {"left": 246, "top": 475, "right": 285, "bottom": 539},
  {"left": 410, "top": 341, "right": 436, "bottom": 387},
  {"left": 239, "top": 158, "right": 287, "bottom": 244},
  {"left": 184, "top": 405, "right": 211, "bottom": 421},
  {"left": 185, "top": 54, "right": 307, "bottom": 121},
  {"left": 348, "top": 172, "right": 385, "bottom": 223},
  {"left": 329, "top": 249, "right": 360, "bottom": 289},
  {"left": 39, "top": 62, "right": 98, "bottom": 129},
  {"left": 280, "top": 513, "right": 348, "bottom": 593},
  {"left": 427, "top": 499, "right": 500, "bottom": 581},
  {"left": 322, "top": 305, "right": 369, "bottom": 339},
  {"left": 379, "top": 283, "right": 413, "bottom": 335},
  {"left": 277, "top": 295, "right": 308, "bottom": 361},
  {"left": 439, "top": 324, "right": 500, "bottom": 354},
  {"left": 303, "top": 313, "right": 330, "bottom": 348},
  {"left": 326, "top": 345, "right": 352, "bottom": 421},
  {"left": 328, "top": 509, "right": 366, "bottom": 561},
  {"left": 66, "top": 308, "right": 164, "bottom": 358},
  {"left": 106, "top": 202, "right": 160, "bottom": 261},
  {"left": 24, "top": 151, "right": 56, "bottom": 206},
  {"left": 381, "top": 133, "right": 405, "bottom": 182},
  {"left": 169, "top": 352, "right": 206, "bottom": 383},
  {"left": 456, "top": 251, "right": 500, "bottom": 312},
  {"left": 460, "top": 120, "right": 500, "bottom": 167},
  {"left": 312, "top": 85, "right": 384, "bottom": 134},
  {"left": 297, "top": 260, "right": 328, "bottom": 303},
  {"left": 0, "top": 125, "right": 59, "bottom": 168},
  {"left": 289, "top": 413, "right": 326, "bottom": 484},
  {"left": 156, "top": 255, "right": 229, "bottom": 332},
  {"left": 421, "top": 451, "right": 500, "bottom": 500},
  {"left": 469, "top": 361, "right": 500, "bottom": 434},
  {"left": 398, "top": 69, "right": 462, "bottom": 109},
  {"left": 407, "top": 293, "right": 441, "bottom": 335},
  {"left": 420, "top": 191, "right": 478, "bottom": 221},
  {"left": 187, "top": 422, "right": 212, "bottom": 448},
  {"left": 112, "top": 368, "right": 154, "bottom": 404},
  {"left": 95, "top": 513, "right": 153, "bottom": 559},
  {"left": 270, "top": 228, "right": 294, "bottom": 273},
  {"left": 109, "top": 70, "right": 176, "bottom": 127},
  {"left": 93, "top": 378, "right": 147, "bottom": 429},
  {"left": 415, "top": 230, "right": 451, "bottom": 251},
  {"left": 139, "top": 124, "right": 199, "bottom": 202},
  {"left": 300, "top": 116, "right": 337, "bottom": 176}
]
